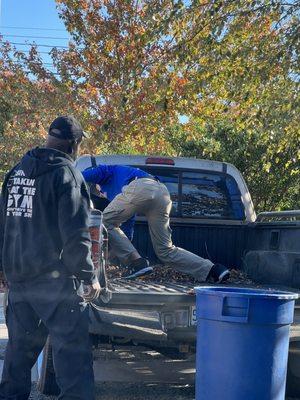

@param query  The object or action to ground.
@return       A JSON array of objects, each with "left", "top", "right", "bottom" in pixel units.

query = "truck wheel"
[
  {"left": 286, "top": 340, "right": 300, "bottom": 397},
  {"left": 37, "top": 337, "right": 60, "bottom": 396},
  {"left": 2, "top": 288, "right": 8, "bottom": 318}
]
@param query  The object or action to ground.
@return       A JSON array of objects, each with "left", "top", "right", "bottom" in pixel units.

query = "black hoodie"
[{"left": 0, "top": 147, "right": 96, "bottom": 284}]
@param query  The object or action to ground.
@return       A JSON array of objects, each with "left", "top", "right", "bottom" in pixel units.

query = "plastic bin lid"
[{"left": 194, "top": 286, "right": 299, "bottom": 300}]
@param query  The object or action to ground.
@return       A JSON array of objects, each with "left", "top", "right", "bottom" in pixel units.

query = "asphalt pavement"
[{"left": 28, "top": 382, "right": 195, "bottom": 400}]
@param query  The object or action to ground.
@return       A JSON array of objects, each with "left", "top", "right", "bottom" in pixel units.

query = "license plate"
[{"left": 190, "top": 306, "right": 197, "bottom": 326}]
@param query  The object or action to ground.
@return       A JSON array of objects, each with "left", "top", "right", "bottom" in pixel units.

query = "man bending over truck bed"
[{"left": 82, "top": 162, "right": 230, "bottom": 283}]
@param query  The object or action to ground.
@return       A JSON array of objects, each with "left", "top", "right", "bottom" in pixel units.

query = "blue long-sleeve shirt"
[{"left": 82, "top": 165, "right": 152, "bottom": 240}]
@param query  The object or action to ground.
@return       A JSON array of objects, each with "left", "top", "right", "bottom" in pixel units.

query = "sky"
[{"left": 0, "top": 0, "right": 69, "bottom": 71}]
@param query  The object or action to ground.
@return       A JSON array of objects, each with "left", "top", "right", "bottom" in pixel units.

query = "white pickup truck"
[{"left": 38, "top": 155, "right": 300, "bottom": 397}]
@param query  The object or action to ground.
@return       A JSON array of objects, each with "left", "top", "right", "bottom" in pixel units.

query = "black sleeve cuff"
[{"left": 82, "top": 273, "right": 99, "bottom": 286}]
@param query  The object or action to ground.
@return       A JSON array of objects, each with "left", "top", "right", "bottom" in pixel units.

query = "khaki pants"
[{"left": 103, "top": 178, "right": 213, "bottom": 281}]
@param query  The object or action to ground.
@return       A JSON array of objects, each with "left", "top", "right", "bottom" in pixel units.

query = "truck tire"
[
  {"left": 37, "top": 337, "right": 60, "bottom": 396},
  {"left": 286, "top": 340, "right": 300, "bottom": 397},
  {"left": 2, "top": 288, "right": 8, "bottom": 318}
]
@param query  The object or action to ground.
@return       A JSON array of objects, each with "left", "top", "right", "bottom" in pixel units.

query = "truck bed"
[
  {"left": 104, "top": 279, "right": 195, "bottom": 307},
  {"left": 89, "top": 278, "right": 300, "bottom": 342}
]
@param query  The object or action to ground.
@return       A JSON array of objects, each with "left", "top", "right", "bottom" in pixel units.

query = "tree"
[
  {"left": 167, "top": 1, "right": 300, "bottom": 210},
  {"left": 53, "top": 0, "right": 188, "bottom": 153},
  {"left": 0, "top": 42, "right": 79, "bottom": 178}
]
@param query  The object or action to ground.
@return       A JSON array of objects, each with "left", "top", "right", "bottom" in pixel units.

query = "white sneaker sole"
[
  {"left": 218, "top": 269, "right": 230, "bottom": 283},
  {"left": 124, "top": 266, "right": 153, "bottom": 280}
]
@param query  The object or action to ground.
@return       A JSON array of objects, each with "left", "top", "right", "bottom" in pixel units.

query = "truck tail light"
[{"left": 145, "top": 157, "right": 175, "bottom": 165}]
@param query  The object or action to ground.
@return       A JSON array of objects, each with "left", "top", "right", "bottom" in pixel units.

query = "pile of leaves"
[
  {"left": 226, "top": 269, "right": 256, "bottom": 286},
  {"left": 106, "top": 263, "right": 255, "bottom": 286}
]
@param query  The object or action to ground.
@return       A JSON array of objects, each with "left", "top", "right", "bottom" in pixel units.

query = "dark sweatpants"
[{"left": 0, "top": 276, "right": 95, "bottom": 400}]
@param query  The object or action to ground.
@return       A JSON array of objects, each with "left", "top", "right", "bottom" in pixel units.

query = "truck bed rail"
[{"left": 256, "top": 210, "right": 300, "bottom": 223}]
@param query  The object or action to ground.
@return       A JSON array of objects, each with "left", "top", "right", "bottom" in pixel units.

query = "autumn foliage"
[{"left": 0, "top": 0, "right": 299, "bottom": 211}]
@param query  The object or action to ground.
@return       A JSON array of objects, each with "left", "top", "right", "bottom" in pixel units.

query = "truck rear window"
[
  {"left": 181, "top": 172, "right": 243, "bottom": 219},
  {"left": 139, "top": 167, "right": 245, "bottom": 220}
]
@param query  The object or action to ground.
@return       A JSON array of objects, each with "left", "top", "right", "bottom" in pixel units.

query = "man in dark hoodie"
[{"left": 0, "top": 116, "right": 100, "bottom": 400}]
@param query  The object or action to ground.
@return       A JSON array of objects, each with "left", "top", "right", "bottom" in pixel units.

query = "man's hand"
[{"left": 82, "top": 280, "right": 102, "bottom": 302}]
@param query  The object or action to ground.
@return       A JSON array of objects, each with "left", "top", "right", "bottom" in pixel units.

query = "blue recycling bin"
[{"left": 195, "top": 287, "right": 298, "bottom": 400}]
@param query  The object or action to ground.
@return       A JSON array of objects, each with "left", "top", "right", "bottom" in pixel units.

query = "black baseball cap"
[{"left": 49, "top": 115, "right": 89, "bottom": 140}]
